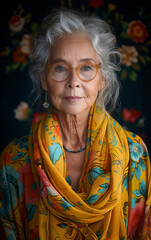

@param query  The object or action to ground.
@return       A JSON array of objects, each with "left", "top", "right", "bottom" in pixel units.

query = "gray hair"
[{"left": 29, "top": 9, "right": 121, "bottom": 113}]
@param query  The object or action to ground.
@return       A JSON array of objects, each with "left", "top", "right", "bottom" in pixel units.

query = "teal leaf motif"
[
  {"left": 127, "top": 137, "right": 133, "bottom": 144},
  {"left": 96, "top": 231, "right": 103, "bottom": 239},
  {"left": 26, "top": 203, "right": 37, "bottom": 221},
  {"left": 61, "top": 223, "right": 68, "bottom": 228},
  {"left": 60, "top": 198, "right": 73, "bottom": 211},
  {"left": 131, "top": 133, "right": 136, "bottom": 137},
  {"left": 98, "top": 183, "right": 109, "bottom": 193},
  {"left": 87, "top": 137, "right": 91, "bottom": 145},
  {"left": 131, "top": 197, "right": 137, "bottom": 209},
  {"left": 122, "top": 175, "right": 128, "bottom": 191},
  {"left": 139, "top": 179, "right": 146, "bottom": 198},
  {"left": 77, "top": 201, "right": 83, "bottom": 206},
  {"left": 51, "top": 136, "right": 55, "bottom": 141},
  {"left": 88, "top": 172, "right": 93, "bottom": 185},
  {"left": 87, "top": 194, "right": 99, "bottom": 204},
  {"left": 143, "top": 152, "right": 149, "bottom": 157},
  {"left": 135, "top": 165, "right": 141, "bottom": 181},
  {"left": 131, "top": 161, "right": 137, "bottom": 169},
  {"left": 12, "top": 152, "right": 26, "bottom": 161},
  {"left": 25, "top": 156, "right": 30, "bottom": 163},
  {"left": 48, "top": 143, "right": 63, "bottom": 164},
  {"left": 133, "top": 190, "right": 141, "bottom": 197},
  {"left": 130, "top": 171, "right": 134, "bottom": 181},
  {"left": 139, "top": 159, "right": 146, "bottom": 171},
  {"left": 91, "top": 167, "right": 104, "bottom": 180},
  {"left": 66, "top": 175, "right": 71, "bottom": 185}
]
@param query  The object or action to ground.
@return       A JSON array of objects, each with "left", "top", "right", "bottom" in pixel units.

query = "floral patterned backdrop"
[{"left": 0, "top": 0, "right": 151, "bottom": 155}]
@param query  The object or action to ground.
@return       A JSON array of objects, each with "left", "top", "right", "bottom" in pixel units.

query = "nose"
[{"left": 66, "top": 70, "right": 80, "bottom": 88}]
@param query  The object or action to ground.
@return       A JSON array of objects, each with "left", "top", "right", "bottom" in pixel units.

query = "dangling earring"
[{"left": 43, "top": 92, "right": 50, "bottom": 109}]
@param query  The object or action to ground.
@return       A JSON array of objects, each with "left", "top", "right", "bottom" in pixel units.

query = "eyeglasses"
[{"left": 47, "top": 61, "right": 101, "bottom": 82}]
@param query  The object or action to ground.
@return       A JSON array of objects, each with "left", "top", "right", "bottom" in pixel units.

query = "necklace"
[{"left": 63, "top": 145, "right": 86, "bottom": 154}]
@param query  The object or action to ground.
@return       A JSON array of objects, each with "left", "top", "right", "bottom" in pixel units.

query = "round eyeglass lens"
[
  {"left": 50, "top": 63, "right": 69, "bottom": 81},
  {"left": 78, "top": 63, "right": 96, "bottom": 81}
]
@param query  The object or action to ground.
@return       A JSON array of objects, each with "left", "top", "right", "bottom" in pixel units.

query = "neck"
[{"left": 56, "top": 109, "right": 89, "bottom": 150}]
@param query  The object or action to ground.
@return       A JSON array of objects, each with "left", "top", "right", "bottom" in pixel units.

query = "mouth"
[{"left": 64, "top": 96, "right": 82, "bottom": 103}]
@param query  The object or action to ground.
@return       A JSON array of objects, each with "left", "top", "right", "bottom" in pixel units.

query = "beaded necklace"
[{"left": 63, "top": 145, "right": 86, "bottom": 154}]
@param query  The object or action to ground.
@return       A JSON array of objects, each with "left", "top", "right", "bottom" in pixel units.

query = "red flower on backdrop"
[
  {"left": 12, "top": 46, "right": 28, "bottom": 63},
  {"left": 9, "top": 15, "right": 22, "bottom": 25},
  {"left": 8, "top": 15, "right": 25, "bottom": 32},
  {"left": 122, "top": 108, "right": 141, "bottom": 123},
  {"left": 31, "top": 112, "right": 47, "bottom": 125},
  {"left": 128, "top": 20, "right": 148, "bottom": 43},
  {"left": 88, "top": 0, "right": 105, "bottom": 8}
]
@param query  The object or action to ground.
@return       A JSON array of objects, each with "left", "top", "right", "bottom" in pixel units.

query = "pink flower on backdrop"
[
  {"left": 20, "top": 34, "right": 34, "bottom": 57},
  {"left": 118, "top": 45, "right": 138, "bottom": 67},
  {"left": 122, "top": 108, "right": 141, "bottom": 123},
  {"left": 14, "top": 102, "right": 32, "bottom": 121}
]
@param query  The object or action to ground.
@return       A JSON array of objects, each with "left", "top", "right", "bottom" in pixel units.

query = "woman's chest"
[{"left": 65, "top": 151, "right": 85, "bottom": 191}]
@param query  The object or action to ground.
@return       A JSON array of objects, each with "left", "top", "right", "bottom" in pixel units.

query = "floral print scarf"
[{"left": 0, "top": 104, "right": 151, "bottom": 239}]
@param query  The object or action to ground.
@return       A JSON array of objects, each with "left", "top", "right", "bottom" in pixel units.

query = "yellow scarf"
[
  {"left": 1, "top": 104, "right": 150, "bottom": 240},
  {"left": 29, "top": 104, "right": 130, "bottom": 239}
]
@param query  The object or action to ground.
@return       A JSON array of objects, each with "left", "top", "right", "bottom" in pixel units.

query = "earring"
[{"left": 43, "top": 92, "right": 50, "bottom": 109}]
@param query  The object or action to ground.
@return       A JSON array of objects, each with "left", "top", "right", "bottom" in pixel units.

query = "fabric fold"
[
  {"left": 29, "top": 104, "right": 129, "bottom": 238},
  {"left": 1, "top": 103, "right": 150, "bottom": 239}
]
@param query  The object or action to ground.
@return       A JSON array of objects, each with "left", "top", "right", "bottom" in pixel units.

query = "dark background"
[{"left": 0, "top": 0, "right": 151, "bottom": 154}]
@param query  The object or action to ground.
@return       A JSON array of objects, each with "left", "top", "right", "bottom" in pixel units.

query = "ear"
[{"left": 99, "top": 76, "right": 105, "bottom": 92}]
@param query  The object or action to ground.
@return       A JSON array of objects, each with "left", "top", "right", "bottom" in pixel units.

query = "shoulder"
[
  {"left": 109, "top": 112, "right": 149, "bottom": 160},
  {"left": 123, "top": 130, "right": 149, "bottom": 162},
  {"left": 0, "top": 136, "right": 30, "bottom": 169},
  {"left": 109, "top": 113, "right": 150, "bottom": 163}
]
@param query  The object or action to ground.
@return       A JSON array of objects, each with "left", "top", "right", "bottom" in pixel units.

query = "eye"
[
  {"left": 80, "top": 64, "right": 93, "bottom": 71},
  {"left": 55, "top": 65, "right": 67, "bottom": 73}
]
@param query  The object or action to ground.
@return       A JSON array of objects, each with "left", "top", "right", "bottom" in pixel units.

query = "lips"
[{"left": 64, "top": 96, "right": 82, "bottom": 102}]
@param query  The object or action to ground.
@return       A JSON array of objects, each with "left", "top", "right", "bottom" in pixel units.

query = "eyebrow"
[{"left": 49, "top": 58, "right": 96, "bottom": 65}]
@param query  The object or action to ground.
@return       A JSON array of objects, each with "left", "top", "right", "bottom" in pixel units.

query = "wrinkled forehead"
[{"left": 49, "top": 33, "right": 100, "bottom": 63}]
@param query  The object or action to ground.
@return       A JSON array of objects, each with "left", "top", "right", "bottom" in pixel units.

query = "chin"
[{"left": 61, "top": 105, "right": 90, "bottom": 116}]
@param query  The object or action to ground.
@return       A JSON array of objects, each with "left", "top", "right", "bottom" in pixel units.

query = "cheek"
[
  {"left": 47, "top": 82, "right": 65, "bottom": 103},
  {"left": 88, "top": 80, "right": 101, "bottom": 97}
]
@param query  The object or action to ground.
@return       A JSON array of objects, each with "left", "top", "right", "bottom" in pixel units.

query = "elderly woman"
[{"left": 0, "top": 9, "right": 151, "bottom": 240}]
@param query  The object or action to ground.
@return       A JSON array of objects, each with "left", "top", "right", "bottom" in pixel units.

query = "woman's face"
[{"left": 43, "top": 33, "right": 105, "bottom": 115}]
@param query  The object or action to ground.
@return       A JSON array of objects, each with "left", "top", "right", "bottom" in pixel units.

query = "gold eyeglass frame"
[{"left": 47, "top": 62, "right": 101, "bottom": 82}]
